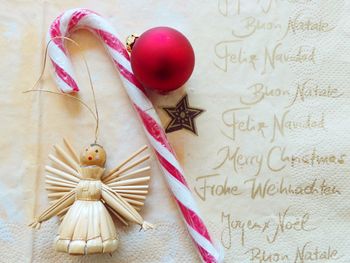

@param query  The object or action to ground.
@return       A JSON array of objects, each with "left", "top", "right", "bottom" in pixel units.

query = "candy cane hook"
[{"left": 47, "top": 8, "right": 222, "bottom": 263}]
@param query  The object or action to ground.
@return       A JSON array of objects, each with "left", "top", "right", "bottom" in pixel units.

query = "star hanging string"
[{"left": 162, "top": 94, "right": 204, "bottom": 135}]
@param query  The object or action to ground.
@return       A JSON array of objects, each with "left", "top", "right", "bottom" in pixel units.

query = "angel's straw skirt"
[{"left": 55, "top": 200, "right": 119, "bottom": 254}]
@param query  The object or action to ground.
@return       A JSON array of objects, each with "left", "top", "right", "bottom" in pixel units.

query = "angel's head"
[{"left": 80, "top": 143, "right": 106, "bottom": 167}]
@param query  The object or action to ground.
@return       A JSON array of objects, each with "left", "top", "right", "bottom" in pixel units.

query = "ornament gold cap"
[{"left": 126, "top": 34, "right": 139, "bottom": 53}]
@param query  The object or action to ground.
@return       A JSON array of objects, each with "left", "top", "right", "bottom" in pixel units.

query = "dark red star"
[{"left": 162, "top": 94, "right": 204, "bottom": 135}]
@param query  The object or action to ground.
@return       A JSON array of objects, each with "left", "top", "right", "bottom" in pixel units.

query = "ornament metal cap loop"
[{"left": 126, "top": 34, "right": 139, "bottom": 53}]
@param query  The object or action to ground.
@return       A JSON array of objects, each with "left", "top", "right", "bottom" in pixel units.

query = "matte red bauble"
[{"left": 130, "top": 27, "right": 195, "bottom": 93}]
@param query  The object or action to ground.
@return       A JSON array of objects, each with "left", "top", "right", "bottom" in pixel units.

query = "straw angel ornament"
[
  {"left": 27, "top": 37, "right": 153, "bottom": 255},
  {"left": 29, "top": 139, "right": 153, "bottom": 254}
]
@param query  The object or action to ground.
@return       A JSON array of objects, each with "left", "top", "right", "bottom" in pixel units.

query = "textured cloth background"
[{"left": 1, "top": 0, "right": 350, "bottom": 262}]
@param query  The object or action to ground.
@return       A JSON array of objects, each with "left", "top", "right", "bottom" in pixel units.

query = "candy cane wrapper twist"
[{"left": 46, "top": 8, "right": 222, "bottom": 263}]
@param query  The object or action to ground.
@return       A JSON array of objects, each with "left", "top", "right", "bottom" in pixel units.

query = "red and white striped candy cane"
[{"left": 47, "top": 8, "right": 222, "bottom": 263}]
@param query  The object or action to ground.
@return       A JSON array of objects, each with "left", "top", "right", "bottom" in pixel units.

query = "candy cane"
[{"left": 47, "top": 8, "right": 222, "bottom": 263}]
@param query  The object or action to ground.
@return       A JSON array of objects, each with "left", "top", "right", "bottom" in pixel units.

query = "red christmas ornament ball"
[{"left": 130, "top": 27, "right": 195, "bottom": 92}]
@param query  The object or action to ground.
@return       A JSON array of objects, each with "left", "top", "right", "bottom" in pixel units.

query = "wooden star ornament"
[{"left": 162, "top": 94, "right": 204, "bottom": 135}]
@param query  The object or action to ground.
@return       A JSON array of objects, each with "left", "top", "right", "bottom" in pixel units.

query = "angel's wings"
[
  {"left": 101, "top": 145, "right": 151, "bottom": 226},
  {"left": 45, "top": 138, "right": 82, "bottom": 221},
  {"left": 45, "top": 138, "right": 151, "bottom": 224}
]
